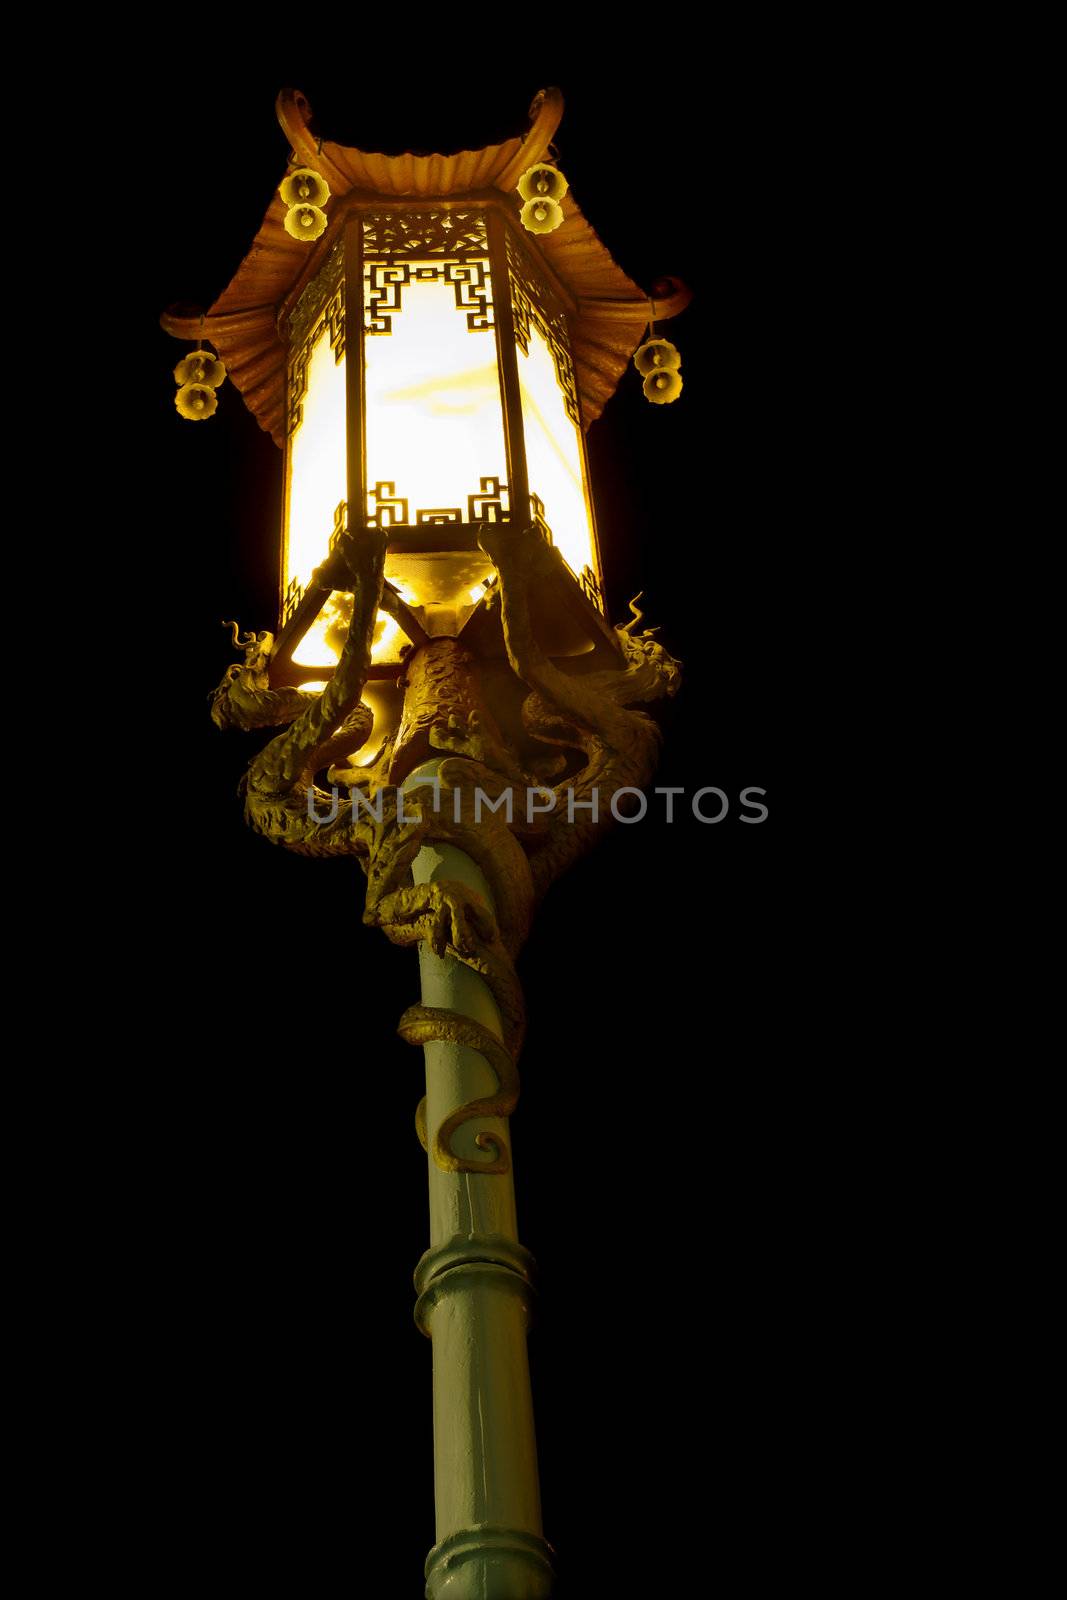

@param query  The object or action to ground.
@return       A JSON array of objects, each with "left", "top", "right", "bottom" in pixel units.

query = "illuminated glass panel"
[
  {"left": 286, "top": 324, "right": 346, "bottom": 594},
  {"left": 292, "top": 590, "right": 349, "bottom": 669},
  {"left": 292, "top": 589, "right": 407, "bottom": 670},
  {"left": 363, "top": 261, "right": 507, "bottom": 529},
  {"left": 516, "top": 320, "right": 597, "bottom": 587}
]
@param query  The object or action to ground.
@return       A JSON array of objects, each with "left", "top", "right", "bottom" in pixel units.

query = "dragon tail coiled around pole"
[
  {"left": 400, "top": 1004, "right": 520, "bottom": 1176},
  {"left": 368, "top": 766, "right": 530, "bottom": 1177}
]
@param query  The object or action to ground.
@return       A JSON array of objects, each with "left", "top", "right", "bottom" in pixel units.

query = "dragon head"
[
  {"left": 617, "top": 629, "right": 683, "bottom": 700},
  {"left": 210, "top": 624, "right": 278, "bottom": 728}
]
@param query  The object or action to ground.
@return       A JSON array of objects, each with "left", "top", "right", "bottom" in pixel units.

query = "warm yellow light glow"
[
  {"left": 517, "top": 323, "right": 597, "bottom": 586},
  {"left": 371, "top": 610, "right": 403, "bottom": 664},
  {"left": 292, "top": 589, "right": 405, "bottom": 670},
  {"left": 364, "top": 266, "right": 507, "bottom": 524},
  {"left": 292, "top": 590, "right": 350, "bottom": 668},
  {"left": 349, "top": 685, "right": 401, "bottom": 767},
  {"left": 286, "top": 326, "right": 347, "bottom": 593},
  {"left": 297, "top": 684, "right": 401, "bottom": 771},
  {"left": 469, "top": 583, "right": 488, "bottom": 605}
]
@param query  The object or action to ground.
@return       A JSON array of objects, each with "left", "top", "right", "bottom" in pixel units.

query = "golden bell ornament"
[
  {"left": 175, "top": 382, "right": 218, "bottom": 421},
  {"left": 279, "top": 167, "right": 330, "bottom": 208},
  {"left": 284, "top": 203, "right": 328, "bottom": 241},
  {"left": 633, "top": 338, "right": 682, "bottom": 376},
  {"left": 517, "top": 163, "right": 568, "bottom": 203},
  {"left": 642, "top": 368, "right": 683, "bottom": 405},
  {"left": 520, "top": 196, "right": 564, "bottom": 235},
  {"left": 174, "top": 350, "right": 227, "bottom": 388}
]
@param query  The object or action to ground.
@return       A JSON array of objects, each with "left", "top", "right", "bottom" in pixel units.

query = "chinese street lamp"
[{"left": 162, "top": 85, "right": 688, "bottom": 1599}]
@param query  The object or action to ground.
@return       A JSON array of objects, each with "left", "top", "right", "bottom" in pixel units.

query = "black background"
[{"left": 100, "top": 44, "right": 833, "bottom": 1594}]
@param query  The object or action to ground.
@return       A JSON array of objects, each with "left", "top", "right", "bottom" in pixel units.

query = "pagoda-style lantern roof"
[{"left": 161, "top": 86, "right": 690, "bottom": 445}]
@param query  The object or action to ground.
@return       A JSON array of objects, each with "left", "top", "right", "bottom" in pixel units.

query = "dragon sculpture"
[{"left": 212, "top": 523, "right": 681, "bottom": 1173}]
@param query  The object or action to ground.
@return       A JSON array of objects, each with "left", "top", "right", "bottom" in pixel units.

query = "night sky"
[{"left": 116, "top": 49, "right": 823, "bottom": 1594}]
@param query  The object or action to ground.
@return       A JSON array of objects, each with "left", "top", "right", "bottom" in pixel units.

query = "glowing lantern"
[
  {"left": 160, "top": 84, "right": 692, "bottom": 1600},
  {"left": 162, "top": 85, "right": 690, "bottom": 763},
  {"left": 274, "top": 199, "right": 612, "bottom": 705}
]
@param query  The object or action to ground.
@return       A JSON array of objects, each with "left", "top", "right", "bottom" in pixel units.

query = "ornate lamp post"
[{"left": 162, "top": 85, "right": 688, "bottom": 1599}]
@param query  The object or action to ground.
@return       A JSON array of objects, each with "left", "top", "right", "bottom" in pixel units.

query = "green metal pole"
[{"left": 404, "top": 763, "right": 555, "bottom": 1600}]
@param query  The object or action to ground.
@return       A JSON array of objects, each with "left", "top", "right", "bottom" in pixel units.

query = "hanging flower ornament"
[
  {"left": 175, "top": 382, "right": 218, "bottom": 421},
  {"left": 518, "top": 162, "right": 567, "bottom": 235},
  {"left": 280, "top": 163, "right": 330, "bottom": 242},
  {"left": 633, "top": 338, "right": 681, "bottom": 376},
  {"left": 174, "top": 350, "right": 227, "bottom": 389},
  {"left": 279, "top": 167, "right": 330, "bottom": 208},
  {"left": 284, "top": 204, "right": 328, "bottom": 241},
  {"left": 642, "top": 367, "right": 683, "bottom": 404},
  {"left": 173, "top": 337, "right": 226, "bottom": 422},
  {"left": 634, "top": 313, "right": 684, "bottom": 405}
]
